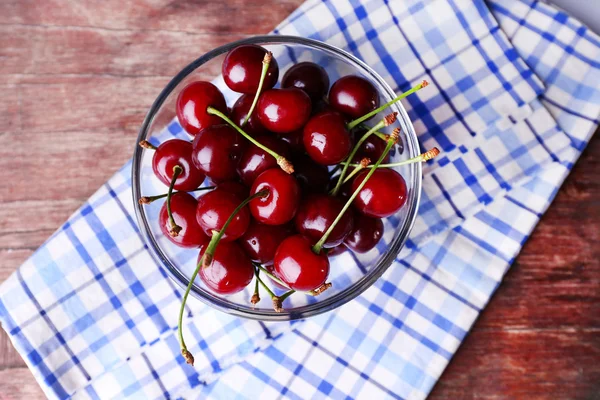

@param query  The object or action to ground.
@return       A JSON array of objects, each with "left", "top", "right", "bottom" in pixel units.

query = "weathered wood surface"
[{"left": 0, "top": 0, "right": 598, "bottom": 399}]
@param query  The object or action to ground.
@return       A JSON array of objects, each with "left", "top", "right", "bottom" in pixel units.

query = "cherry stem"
[
  {"left": 313, "top": 128, "right": 400, "bottom": 253},
  {"left": 254, "top": 263, "right": 292, "bottom": 289},
  {"left": 166, "top": 166, "right": 183, "bottom": 237},
  {"left": 331, "top": 112, "right": 396, "bottom": 196},
  {"left": 139, "top": 186, "right": 216, "bottom": 204},
  {"left": 139, "top": 140, "right": 157, "bottom": 150},
  {"left": 357, "top": 123, "right": 387, "bottom": 141},
  {"left": 242, "top": 51, "right": 272, "bottom": 127},
  {"left": 347, "top": 80, "right": 429, "bottom": 130},
  {"left": 202, "top": 189, "right": 269, "bottom": 268},
  {"left": 341, "top": 158, "right": 370, "bottom": 185},
  {"left": 250, "top": 267, "right": 261, "bottom": 305},
  {"left": 206, "top": 107, "right": 294, "bottom": 174},
  {"left": 178, "top": 254, "right": 204, "bottom": 366},
  {"left": 255, "top": 270, "right": 276, "bottom": 299},
  {"left": 341, "top": 147, "right": 440, "bottom": 170}
]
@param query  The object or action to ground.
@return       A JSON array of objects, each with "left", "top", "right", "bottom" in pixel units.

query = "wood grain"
[{"left": 0, "top": 0, "right": 599, "bottom": 399}]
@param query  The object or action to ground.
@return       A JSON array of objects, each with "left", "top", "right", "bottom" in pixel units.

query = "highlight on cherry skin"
[{"left": 137, "top": 43, "right": 438, "bottom": 366}]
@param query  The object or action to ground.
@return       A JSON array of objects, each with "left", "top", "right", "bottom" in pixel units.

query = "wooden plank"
[{"left": 0, "top": 368, "right": 44, "bottom": 399}]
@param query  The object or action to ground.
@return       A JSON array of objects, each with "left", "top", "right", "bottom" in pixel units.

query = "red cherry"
[
  {"left": 329, "top": 75, "right": 379, "bottom": 119},
  {"left": 231, "top": 94, "right": 267, "bottom": 136},
  {"left": 273, "top": 235, "right": 329, "bottom": 291},
  {"left": 257, "top": 88, "right": 312, "bottom": 134},
  {"left": 293, "top": 154, "right": 330, "bottom": 194},
  {"left": 328, "top": 244, "right": 347, "bottom": 257},
  {"left": 266, "top": 264, "right": 289, "bottom": 289},
  {"left": 281, "top": 62, "right": 330, "bottom": 102},
  {"left": 351, "top": 169, "right": 407, "bottom": 217},
  {"left": 191, "top": 124, "right": 246, "bottom": 182},
  {"left": 279, "top": 128, "right": 305, "bottom": 154},
  {"left": 351, "top": 129, "right": 390, "bottom": 164},
  {"left": 238, "top": 219, "right": 292, "bottom": 265},
  {"left": 217, "top": 181, "right": 249, "bottom": 199},
  {"left": 249, "top": 169, "right": 300, "bottom": 225},
  {"left": 159, "top": 192, "right": 209, "bottom": 248},
  {"left": 152, "top": 139, "right": 205, "bottom": 191},
  {"left": 222, "top": 45, "right": 279, "bottom": 94},
  {"left": 303, "top": 111, "right": 352, "bottom": 165},
  {"left": 196, "top": 188, "right": 249, "bottom": 241},
  {"left": 237, "top": 135, "right": 291, "bottom": 186},
  {"left": 344, "top": 214, "right": 384, "bottom": 253},
  {"left": 294, "top": 194, "right": 354, "bottom": 248},
  {"left": 198, "top": 241, "right": 253, "bottom": 295},
  {"left": 176, "top": 81, "right": 227, "bottom": 136}
]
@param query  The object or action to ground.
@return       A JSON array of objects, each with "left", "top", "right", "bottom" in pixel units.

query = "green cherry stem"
[
  {"left": 178, "top": 254, "right": 204, "bottom": 366},
  {"left": 202, "top": 189, "right": 270, "bottom": 268},
  {"left": 254, "top": 263, "right": 291, "bottom": 289},
  {"left": 358, "top": 123, "right": 387, "bottom": 141},
  {"left": 331, "top": 112, "right": 396, "bottom": 196},
  {"left": 139, "top": 186, "right": 216, "bottom": 205},
  {"left": 206, "top": 107, "right": 294, "bottom": 174},
  {"left": 341, "top": 157, "right": 370, "bottom": 185},
  {"left": 166, "top": 165, "right": 183, "bottom": 237},
  {"left": 242, "top": 51, "right": 272, "bottom": 127},
  {"left": 347, "top": 80, "right": 429, "bottom": 130},
  {"left": 313, "top": 128, "right": 401, "bottom": 254},
  {"left": 341, "top": 147, "right": 441, "bottom": 170},
  {"left": 250, "top": 267, "right": 261, "bottom": 305}
]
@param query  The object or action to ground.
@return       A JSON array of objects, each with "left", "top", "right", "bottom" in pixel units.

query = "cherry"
[
  {"left": 257, "top": 88, "right": 312, "bottom": 134},
  {"left": 279, "top": 128, "right": 305, "bottom": 154},
  {"left": 303, "top": 111, "right": 352, "bottom": 165},
  {"left": 222, "top": 45, "right": 279, "bottom": 94},
  {"left": 265, "top": 264, "right": 289, "bottom": 289},
  {"left": 159, "top": 192, "right": 209, "bottom": 248},
  {"left": 191, "top": 124, "right": 246, "bottom": 182},
  {"left": 351, "top": 168, "right": 407, "bottom": 218},
  {"left": 217, "top": 181, "right": 249, "bottom": 199},
  {"left": 249, "top": 168, "right": 300, "bottom": 225},
  {"left": 198, "top": 241, "right": 254, "bottom": 295},
  {"left": 196, "top": 188, "right": 249, "bottom": 241},
  {"left": 329, "top": 75, "right": 379, "bottom": 119},
  {"left": 292, "top": 154, "right": 330, "bottom": 194},
  {"left": 231, "top": 93, "right": 267, "bottom": 136},
  {"left": 238, "top": 219, "right": 292, "bottom": 265},
  {"left": 176, "top": 81, "right": 228, "bottom": 136},
  {"left": 281, "top": 62, "right": 330, "bottom": 103},
  {"left": 150, "top": 139, "right": 206, "bottom": 191},
  {"left": 273, "top": 235, "right": 329, "bottom": 291},
  {"left": 344, "top": 214, "right": 384, "bottom": 253},
  {"left": 294, "top": 194, "right": 354, "bottom": 248},
  {"left": 327, "top": 244, "right": 347, "bottom": 257},
  {"left": 351, "top": 129, "right": 390, "bottom": 164},
  {"left": 237, "top": 135, "right": 291, "bottom": 186}
]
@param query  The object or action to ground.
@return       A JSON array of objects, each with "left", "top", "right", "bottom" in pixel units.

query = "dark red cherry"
[
  {"left": 152, "top": 139, "right": 205, "bottom": 191},
  {"left": 257, "top": 88, "right": 312, "bottom": 134},
  {"left": 328, "top": 244, "right": 347, "bottom": 257},
  {"left": 231, "top": 94, "right": 267, "bottom": 136},
  {"left": 196, "top": 188, "right": 249, "bottom": 241},
  {"left": 351, "top": 129, "right": 390, "bottom": 164},
  {"left": 329, "top": 75, "right": 379, "bottom": 119},
  {"left": 266, "top": 264, "right": 288, "bottom": 290},
  {"left": 237, "top": 135, "right": 291, "bottom": 186},
  {"left": 279, "top": 129, "right": 305, "bottom": 154},
  {"left": 238, "top": 219, "right": 292, "bottom": 265},
  {"left": 249, "top": 168, "right": 300, "bottom": 225},
  {"left": 222, "top": 45, "right": 279, "bottom": 94},
  {"left": 191, "top": 124, "right": 246, "bottom": 182},
  {"left": 293, "top": 154, "right": 330, "bottom": 194},
  {"left": 176, "top": 81, "right": 228, "bottom": 136},
  {"left": 344, "top": 214, "right": 384, "bottom": 253},
  {"left": 198, "top": 241, "right": 253, "bottom": 295},
  {"left": 273, "top": 235, "right": 329, "bottom": 291},
  {"left": 303, "top": 111, "right": 352, "bottom": 165},
  {"left": 159, "top": 192, "right": 209, "bottom": 248},
  {"left": 282, "top": 62, "right": 330, "bottom": 103},
  {"left": 294, "top": 194, "right": 354, "bottom": 248},
  {"left": 351, "top": 169, "right": 407, "bottom": 217},
  {"left": 217, "top": 181, "right": 249, "bottom": 199}
]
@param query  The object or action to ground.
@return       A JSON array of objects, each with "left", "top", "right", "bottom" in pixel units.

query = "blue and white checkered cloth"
[{"left": 1, "top": 0, "right": 599, "bottom": 398}]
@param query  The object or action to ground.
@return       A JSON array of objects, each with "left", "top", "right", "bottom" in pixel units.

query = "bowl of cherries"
[{"left": 133, "top": 36, "right": 437, "bottom": 364}]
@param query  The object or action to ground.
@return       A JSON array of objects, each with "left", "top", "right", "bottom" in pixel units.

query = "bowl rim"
[{"left": 132, "top": 35, "right": 422, "bottom": 321}]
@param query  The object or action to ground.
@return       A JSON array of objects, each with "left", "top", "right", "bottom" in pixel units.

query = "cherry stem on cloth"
[
  {"left": 331, "top": 112, "right": 396, "bottom": 196},
  {"left": 347, "top": 80, "right": 429, "bottom": 130},
  {"left": 166, "top": 165, "right": 183, "bottom": 237},
  {"left": 313, "top": 128, "right": 401, "bottom": 254},
  {"left": 341, "top": 148, "right": 440, "bottom": 169},
  {"left": 206, "top": 107, "right": 294, "bottom": 174},
  {"left": 202, "top": 189, "right": 270, "bottom": 269},
  {"left": 138, "top": 186, "right": 216, "bottom": 204},
  {"left": 242, "top": 51, "right": 272, "bottom": 127}
]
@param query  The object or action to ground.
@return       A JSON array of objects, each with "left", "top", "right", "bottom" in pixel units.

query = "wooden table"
[{"left": 0, "top": 1, "right": 598, "bottom": 398}]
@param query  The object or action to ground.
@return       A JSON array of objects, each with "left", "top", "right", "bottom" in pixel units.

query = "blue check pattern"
[{"left": 1, "top": 0, "right": 599, "bottom": 399}]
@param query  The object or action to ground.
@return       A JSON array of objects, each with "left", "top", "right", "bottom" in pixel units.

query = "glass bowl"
[{"left": 132, "top": 35, "right": 422, "bottom": 321}]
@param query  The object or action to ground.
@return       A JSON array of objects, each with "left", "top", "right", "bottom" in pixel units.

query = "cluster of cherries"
[{"left": 139, "top": 44, "right": 437, "bottom": 365}]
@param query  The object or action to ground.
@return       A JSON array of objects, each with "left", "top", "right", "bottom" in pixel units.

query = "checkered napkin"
[{"left": 1, "top": 0, "right": 598, "bottom": 399}]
